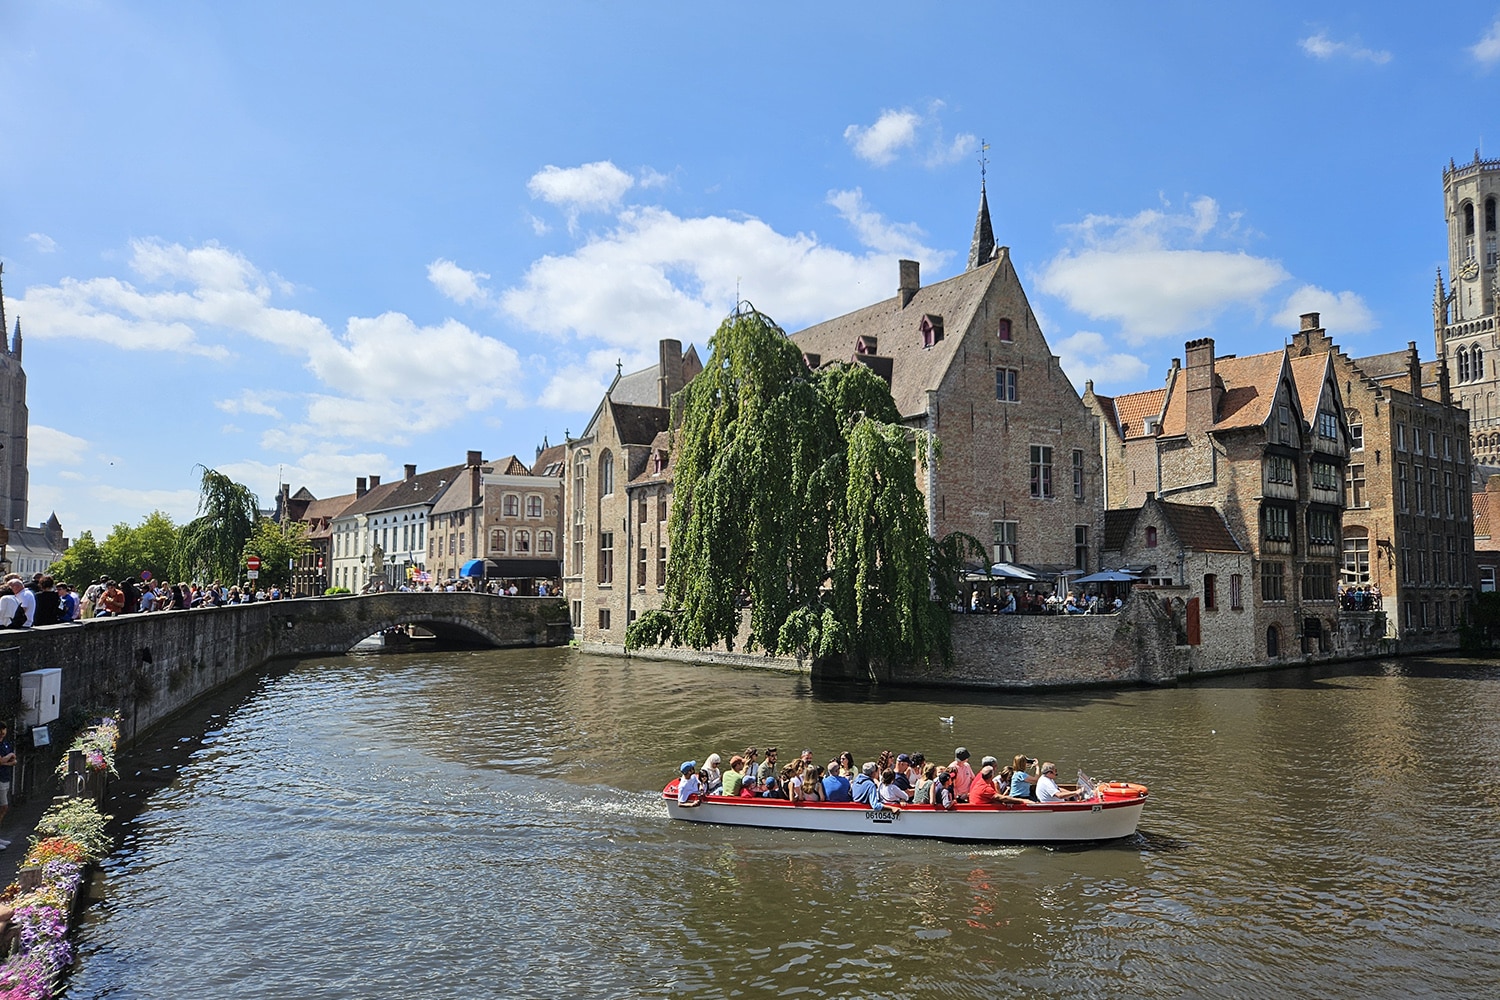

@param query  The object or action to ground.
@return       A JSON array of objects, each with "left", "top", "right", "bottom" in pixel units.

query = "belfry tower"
[{"left": 0, "top": 263, "right": 29, "bottom": 529}]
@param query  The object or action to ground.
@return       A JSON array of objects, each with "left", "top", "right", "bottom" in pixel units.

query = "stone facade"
[
  {"left": 1434, "top": 154, "right": 1500, "bottom": 467},
  {"left": 1473, "top": 475, "right": 1500, "bottom": 592},
  {"left": 1095, "top": 335, "right": 1351, "bottom": 662},
  {"left": 1292, "top": 316, "right": 1473, "bottom": 647},
  {"left": 428, "top": 457, "right": 487, "bottom": 584},
  {"left": 0, "top": 265, "right": 29, "bottom": 532},
  {"left": 479, "top": 446, "right": 564, "bottom": 588}
]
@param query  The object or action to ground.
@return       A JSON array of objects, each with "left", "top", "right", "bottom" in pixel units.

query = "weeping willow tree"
[
  {"left": 624, "top": 305, "right": 951, "bottom": 674},
  {"left": 175, "top": 466, "right": 260, "bottom": 583}
]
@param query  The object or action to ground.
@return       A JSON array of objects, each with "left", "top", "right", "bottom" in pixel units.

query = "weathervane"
[{"left": 979, "top": 138, "right": 990, "bottom": 186}]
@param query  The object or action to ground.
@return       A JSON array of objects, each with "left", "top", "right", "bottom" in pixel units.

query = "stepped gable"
[
  {"left": 1112, "top": 387, "right": 1167, "bottom": 439},
  {"left": 790, "top": 258, "right": 1002, "bottom": 419}
]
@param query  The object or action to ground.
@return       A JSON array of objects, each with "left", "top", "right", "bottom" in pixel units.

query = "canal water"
[{"left": 67, "top": 648, "right": 1500, "bottom": 999}]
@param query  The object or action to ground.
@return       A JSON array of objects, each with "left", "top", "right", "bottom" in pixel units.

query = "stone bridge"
[{"left": 0, "top": 593, "right": 571, "bottom": 743}]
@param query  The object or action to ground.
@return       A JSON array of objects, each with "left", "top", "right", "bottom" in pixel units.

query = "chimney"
[
  {"left": 658, "top": 339, "right": 684, "bottom": 407},
  {"left": 1300, "top": 312, "right": 1320, "bottom": 331},
  {"left": 1408, "top": 342, "right": 1422, "bottom": 396},
  {"left": 470, "top": 461, "right": 483, "bottom": 504},
  {"left": 466, "top": 450, "right": 483, "bottom": 468},
  {"left": 898, "top": 259, "right": 920, "bottom": 308},
  {"left": 404, "top": 463, "right": 417, "bottom": 481},
  {"left": 1183, "top": 338, "right": 1218, "bottom": 430},
  {"left": 356, "top": 477, "right": 367, "bottom": 498},
  {"left": 369, "top": 474, "right": 381, "bottom": 488}
]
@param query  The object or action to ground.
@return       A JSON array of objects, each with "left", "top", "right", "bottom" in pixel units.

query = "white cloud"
[
  {"left": 1299, "top": 32, "right": 1392, "bottom": 65},
  {"left": 427, "top": 258, "right": 493, "bottom": 305},
  {"left": 501, "top": 204, "right": 945, "bottom": 378},
  {"left": 844, "top": 110, "right": 920, "bottom": 166},
  {"left": 928, "top": 132, "right": 977, "bottom": 168},
  {"left": 1039, "top": 196, "right": 1290, "bottom": 343},
  {"left": 214, "top": 390, "right": 284, "bottom": 418},
  {"left": 1473, "top": 17, "right": 1500, "bottom": 68},
  {"left": 27, "top": 233, "right": 58, "bottom": 253},
  {"left": 90, "top": 485, "right": 202, "bottom": 523},
  {"left": 826, "top": 188, "right": 935, "bottom": 258},
  {"left": 217, "top": 450, "right": 392, "bottom": 506},
  {"left": 1274, "top": 284, "right": 1377, "bottom": 333},
  {"left": 30, "top": 425, "right": 90, "bottom": 466},
  {"left": 527, "top": 161, "right": 635, "bottom": 214},
  {"left": 14, "top": 239, "right": 526, "bottom": 444},
  {"left": 1054, "top": 331, "right": 1151, "bottom": 390}
]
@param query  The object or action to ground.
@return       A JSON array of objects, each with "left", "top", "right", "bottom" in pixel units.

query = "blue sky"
[{"left": 3, "top": 2, "right": 1499, "bottom": 538}]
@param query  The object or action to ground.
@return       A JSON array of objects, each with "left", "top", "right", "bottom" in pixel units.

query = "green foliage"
[
  {"left": 31, "top": 797, "right": 113, "bottom": 863},
  {"left": 624, "top": 305, "right": 949, "bottom": 673},
  {"left": 175, "top": 466, "right": 259, "bottom": 583},
  {"left": 49, "top": 512, "right": 181, "bottom": 585},
  {"left": 324, "top": 586, "right": 352, "bottom": 595},
  {"left": 242, "top": 518, "right": 312, "bottom": 588}
]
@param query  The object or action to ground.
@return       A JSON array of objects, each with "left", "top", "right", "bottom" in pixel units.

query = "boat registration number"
[{"left": 867, "top": 810, "right": 897, "bottom": 824}]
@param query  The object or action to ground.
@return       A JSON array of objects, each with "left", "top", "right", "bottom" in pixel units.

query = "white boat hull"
[{"left": 663, "top": 788, "right": 1147, "bottom": 843}]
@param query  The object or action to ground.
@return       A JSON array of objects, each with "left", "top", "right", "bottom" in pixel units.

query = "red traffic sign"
[{"left": 246, "top": 556, "right": 262, "bottom": 571}]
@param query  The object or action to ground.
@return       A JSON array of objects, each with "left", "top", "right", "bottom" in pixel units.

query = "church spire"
[
  {"left": 0, "top": 262, "right": 8, "bottom": 356},
  {"left": 11, "top": 317, "right": 19, "bottom": 363},
  {"left": 966, "top": 140, "right": 996, "bottom": 271}
]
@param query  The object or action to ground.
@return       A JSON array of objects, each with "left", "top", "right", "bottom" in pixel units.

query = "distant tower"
[
  {"left": 967, "top": 139, "right": 996, "bottom": 271},
  {"left": 1436, "top": 153, "right": 1500, "bottom": 466},
  {"left": 0, "top": 263, "right": 29, "bottom": 529}
]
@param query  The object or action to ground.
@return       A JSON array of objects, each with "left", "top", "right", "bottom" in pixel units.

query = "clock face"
[{"left": 1460, "top": 257, "right": 1480, "bottom": 281}]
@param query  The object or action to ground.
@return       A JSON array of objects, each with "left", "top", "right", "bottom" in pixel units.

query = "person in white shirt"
[
  {"left": 677, "top": 761, "right": 702, "bottom": 806},
  {"left": 1035, "top": 762, "right": 1086, "bottom": 802}
]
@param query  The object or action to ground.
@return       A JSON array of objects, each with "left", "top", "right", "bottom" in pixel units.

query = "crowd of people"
[
  {"left": 966, "top": 587, "right": 1125, "bottom": 615},
  {"left": 0, "top": 572, "right": 306, "bottom": 627},
  {"left": 675, "top": 745, "right": 1087, "bottom": 810},
  {"left": 1338, "top": 584, "right": 1383, "bottom": 612}
]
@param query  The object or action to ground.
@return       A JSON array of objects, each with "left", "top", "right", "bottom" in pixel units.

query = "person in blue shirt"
[
  {"left": 822, "top": 762, "right": 853, "bottom": 802},
  {"left": 849, "top": 762, "right": 886, "bottom": 810}
]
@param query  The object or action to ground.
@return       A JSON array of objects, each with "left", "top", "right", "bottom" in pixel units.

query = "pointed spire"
[
  {"left": 0, "top": 262, "right": 8, "bottom": 356},
  {"left": 10, "top": 317, "right": 19, "bottom": 364},
  {"left": 967, "top": 184, "right": 996, "bottom": 271}
]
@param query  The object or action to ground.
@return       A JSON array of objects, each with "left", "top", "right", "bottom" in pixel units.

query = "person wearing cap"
[
  {"left": 722, "top": 755, "right": 747, "bottom": 797},
  {"left": 850, "top": 762, "right": 885, "bottom": 809},
  {"left": 1036, "top": 762, "right": 1085, "bottom": 802},
  {"left": 677, "top": 761, "right": 702, "bottom": 806},
  {"left": 892, "top": 753, "right": 915, "bottom": 794},
  {"left": 949, "top": 748, "right": 976, "bottom": 803}
]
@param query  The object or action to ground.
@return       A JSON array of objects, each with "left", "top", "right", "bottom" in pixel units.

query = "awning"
[
  {"left": 460, "top": 558, "right": 487, "bottom": 578},
  {"left": 962, "top": 562, "right": 1041, "bottom": 582},
  {"left": 1072, "top": 569, "right": 1141, "bottom": 584},
  {"left": 481, "top": 558, "right": 562, "bottom": 578}
]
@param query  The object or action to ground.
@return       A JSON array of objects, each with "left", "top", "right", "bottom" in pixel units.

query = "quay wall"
[{"left": 0, "top": 594, "right": 569, "bottom": 742}]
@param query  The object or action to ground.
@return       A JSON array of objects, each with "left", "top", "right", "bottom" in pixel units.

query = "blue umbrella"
[{"left": 1072, "top": 569, "right": 1140, "bottom": 584}]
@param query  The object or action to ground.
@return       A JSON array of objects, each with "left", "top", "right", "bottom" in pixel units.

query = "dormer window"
[
  {"left": 919, "top": 315, "right": 944, "bottom": 349},
  {"left": 652, "top": 450, "right": 667, "bottom": 474},
  {"left": 856, "top": 335, "right": 877, "bottom": 355},
  {"left": 802, "top": 352, "right": 821, "bottom": 369}
]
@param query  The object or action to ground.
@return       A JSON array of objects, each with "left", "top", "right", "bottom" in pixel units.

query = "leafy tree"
[
  {"left": 241, "top": 518, "right": 311, "bottom": 589},
  {"left": 45, "top": 529, "right": 107, "bottom": 586},
  {"left": 100, "top": 511, "right": 181, "bottom": 582},
  {"left": 176, "top": 467, "right": 259, "bottom": 583},
  {"left": 625, "top": 306, "right": 950, "bottom": 676}
]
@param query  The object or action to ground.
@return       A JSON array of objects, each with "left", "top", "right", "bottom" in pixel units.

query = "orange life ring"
[{"left": 1099, "top": 782, "right": 1148, "bottom": 797}]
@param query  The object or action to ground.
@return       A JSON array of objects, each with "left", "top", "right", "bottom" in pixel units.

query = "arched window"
[
  {"left": 1458, "top": 346, "right": 1471, "bottom": 382},
  {"left": 526, "top": 495, "right": 543, "bottom": 518},
  {"left": 503, "top": 494, "right": 519, "bottom": 517},
  {"left": 1489, "top": 197, "right": 1498, "bottom": 233},
  {"left": 599, "top": 450, "right": 615, "bottom": 497},
  {"left": 539, "top": 530, "right": 554, "bottom": 554},
  {"left": 573, "top": 450, "right": 588, "bottom": 510},
  {"left": 516, "top": 530, "right": 532, "bottom": 553},
  {"left": 493, "top": 530, "right": 507, "bottom": 553},
  {"left": 1475, "top": 346, "right": 1485, "bottom": 382},
  {"left": 1464, "top": 201, "right": 1476, "bottom": 236}
]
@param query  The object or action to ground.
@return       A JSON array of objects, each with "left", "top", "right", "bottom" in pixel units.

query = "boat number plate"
[
  {"left": 1091, "top": 804, "right": 1102, "bottom": 813},
  {"left": 867, "top": 810, "right": 897, "bottom": 823}
]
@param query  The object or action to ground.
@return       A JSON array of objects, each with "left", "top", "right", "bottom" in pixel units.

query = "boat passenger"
[
  {"left": 850, "top": 763, "right": 885, "bottom": 810},
  {"left": 784, "top": 761, "right": 807, "bottom": 802},
  {"left": 739, "top": 773, "right": 761, "bottom": 798},
  {"left": 949, "top": 748, "right": 975, "bottom": 803},
  {"left": 758, "top": 748, "right": 780, "bottom": 783},
  {"left": 969, "top": 766, "right": 1004, "bottom": 807},
  {"left": 892, "top": 754, "right": 914, "bottom": 793},
  {"left": 932, "top": 769, "right": 956, "bottom": 810},
  {"left": 761, "top": 775, "right": 786, "bottom": 799},
  {"left": 1035, "top": 762, "right": 1086, "bottom": 802},
  {"left": 803, "top": 765, "right": 826, "bottom": 802},
  {"left": 722, "top": 755, "right": 747, "bottom": 797},
  {"left": 702, "top": 753, "right": 723, "bottom": 794},
  {"left": 878, "top": 769, "right": 910, "bottom": 804},
  {"left": 1009, "top": 755, "right": 1039, "bottom": 799},
  {"left": 822, "top": 763, "right": 853, "bottom": 802},
  {"left": 911, "top": 763, "right": 936, "bottom": 805},
  {"left": 677, "top": 761, "right": 702, "bottom": 807}
]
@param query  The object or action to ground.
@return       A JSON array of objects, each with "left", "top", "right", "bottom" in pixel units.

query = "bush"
[{"left": 324, "top": 586, "right": 351, "bottom": 595}]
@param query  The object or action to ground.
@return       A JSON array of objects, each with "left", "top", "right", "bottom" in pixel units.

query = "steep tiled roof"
[
  {"left": 492, "top": 455, "right": 530, "bottom": 476},
  {"left": 301, "top": 492, "right": 357, "bottom": 538},
  {"left": 1113, "top": 388, "right": 1167, "bottom": 439},
  {"left": 610, "top": 400, "right": 670, "bottom": 446},
  {"left": 790, "top": 257, "right": 1007, "bottom": 419},
  {"left": 340, "top": 464, "right": 468, "bottom": 516},
  {"left": 1289, "top": 353, "right": 1330, "bottom": 421},
  {"left": 1158, "top": 501, "right": 1244, "bottom": 552},
  {"left": 533, "top": 443, "right": 566, "bottom": 478},
  {"left": 609, "top": 366, "right": 661, "bottom": 407},
  {"left": 430, "top": 474, "right": 480, "bottom": 516},
  {"left": 1103, "top": 509, "right": 1139, "bottom": 551},
  {"left": 1475, "top": 490, "right": 1493, "bottom": 544},
  {"left": 1213, "top": 352, "right": 1287, "bottom": 430},
  {"left": 1352, "top": 349, "right": 1410, "bottom": 380},
  {"left": 628, "top": 431, "right": 675, "bottom": 487}
]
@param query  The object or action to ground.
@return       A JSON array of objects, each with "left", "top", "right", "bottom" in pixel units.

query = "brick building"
[
  {"left": 564, "top": 340, "right": 701, "bottom": 642},
  {"left": 428, "top": 457, "right": 487, "bottom": 584},
  {"left": 790, "top": 188, "right": 1105, "bottom": 577},
  {"left": 478, "top": 445, "right": 564, "bottom": 589},
  {"left": 1101, "top": 495, "right": 1254, "bottom": 670},
  {"left": 1088, "top": 335, "right": 1351, "bottom": 660},
  {"left": 275, "top": 484, "right": 356, "bottom": 595},
  {"left": 1290, "top": 315, "right": 1474, "bottom": 645},
  {"left": 1473, "top": 475, "right": 1500, "bottom": 592}
]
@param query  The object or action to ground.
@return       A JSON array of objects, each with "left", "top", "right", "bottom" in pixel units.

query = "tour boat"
[{"left": 661, "top": 780, "right": 1148, "bottom": 843}]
